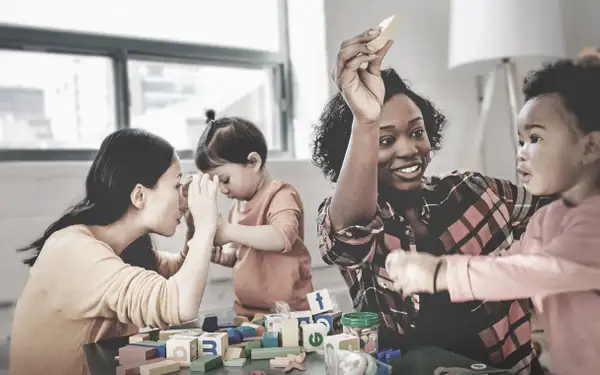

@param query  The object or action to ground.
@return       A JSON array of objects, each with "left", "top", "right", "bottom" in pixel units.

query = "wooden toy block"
[
  {"left": 130, "top": 341, "right": 167, "bottom": 358},
  {"left": 264, "top": 314, "right": 286, "bottom": 331},
  {"left": 129, "top": 333, "right": 151, "bottom": 344},
  {"left": 261, "top": 331, "right": 279, "bottom": 348},
  {"left": 313, "top": 310, "right": 343, "bottom": 335},
  {"left": 189, "top": 354, "right": 223, "bottom": 373},
  {"left": 241, "top": 322, "right": 265, "bottom": 336},
  {"left": 236, "top": 324, "right": 256, "bottom": 338},
  {"left": 138, "top": 359, "right": 180, "bottom": 375},
  {"left": 365, "top": 14, "right": 398, "bottom": 52},
  {"left": 301, "top": 323, "right": 328, "bottom": 352},
  {"left": 227, "top": 328, "right": 243, "bottom": 345},
  {"left": 251, "top": 346, "right": 302, "bottom": 360},
  {"left": 118, "top": 346, "right": 156, "bottom": 364},
  {"left": 290, "top": 310, "right": 313, "bottom": 326},
  {"left": 279, "top": 319, "right": 300, "bottom": 347},
  {"left": 243, "top": 340, "right": 262, "bottom": 357},
  {"left": 306, "top": 289, "right": 333, "bottom": 315},
  {"left": 224, "top": 347, "right": 245, "bottom": 360},
  {"left": 251, "top": 313, "right": 265, "bottom": 325},
  {"left": 324, "top": 333, "right": 360, "bottom": 352},
  {"left": 202, "top": 315, "right": 218, "bottom": 332},
  {"left": 166, "top": 336, "right": 198, "bottom": 366},
  {"left": 158, "top": 329, "right": 189, "bottom": 340},
  {"left": 223, "top": 358, "right": 247, "bottom": 367},
  {"left": 199, "top": 331, "right": 228, "bottom": 356},
  {"left": 235, "top": 315, "right": 249, "bottom": 326},
  {"left": 117, "top": 357, "right": 164, "bottom": 375}
]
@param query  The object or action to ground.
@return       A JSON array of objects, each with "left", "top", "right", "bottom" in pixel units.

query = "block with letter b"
[
  {"left": 301, "top": 323, "right": 328, "bottom": 352},
  {"left": 199, "top": 332, "right": 228, "bottom": 357},
  {"left": 306, "top": 289, "right": 333, "bottom": 315}
]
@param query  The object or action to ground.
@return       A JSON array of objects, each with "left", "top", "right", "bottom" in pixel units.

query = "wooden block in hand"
[
  {"left": 279, "top": 319, "right": 300, "bottom": 347},
  {"left": 138, "top": 359, "right": 180, "bottom": 375},
  {"left": 190, "top": 354, "right": 223, "bottom": 373},
  {"left": 261, "top": 331, "right": 279, "bottom": 348},
  {"left": 313, "top": 310, "right": 342, "bottom": 335},
  {"left": 199, "top": 332, "right": 228, "bottom": 356},
  {"left": 306, "top": 289, "right": 333, "bottom": 315},
  {"left": 117, "top": 357, "right": 164, "bottom": 375},
  {"left": 166, "top": 336, "right": 198, "bottom": 366},
  {"left": 365, "top": 15, "right": 398, "bottom": 52},
  {"left": 119, "top": 346, "right": 156, "bottom": 364},
  {"left": 129, "top": 333, "right": 150, "bottom": 344},
  {"left": 301, "top": 323, "right": 328, "bottom": 352}
]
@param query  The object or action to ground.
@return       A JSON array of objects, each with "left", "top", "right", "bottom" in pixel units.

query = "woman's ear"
[
  {"left": 130, "top": 184, "right": 146, "bottom": 210},
  {"left": 247, "top": 152, "right": 263, "bottom": 172},
  {"left": 582, "top": 131, "right": 600, "bottom": 165}
]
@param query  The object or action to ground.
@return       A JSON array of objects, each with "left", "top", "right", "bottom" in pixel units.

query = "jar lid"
[{"left": 341, "top": 312, "right": 379, "bottom": 327}]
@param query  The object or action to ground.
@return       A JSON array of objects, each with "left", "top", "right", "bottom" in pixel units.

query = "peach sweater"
[
  {"left": 222, "top": 180, "right": 314, "bottom": 317},
  {"left": 10, "top": 225, "right": 185, "bottom": 375}
]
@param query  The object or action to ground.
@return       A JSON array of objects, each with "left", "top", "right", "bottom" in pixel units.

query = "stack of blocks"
[{"left": 117, "top": 288, "right": 361, "bottom": 373}]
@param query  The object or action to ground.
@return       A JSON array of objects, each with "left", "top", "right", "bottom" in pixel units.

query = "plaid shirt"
[{"left": 317, "top": 170, "right": 550, "bottom": 374}]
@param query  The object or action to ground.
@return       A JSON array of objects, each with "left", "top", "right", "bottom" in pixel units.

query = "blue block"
[
  {"left": 261, "top": 332, "right": 279, "bottom": 348},
  {"left": 236, "top": 326, "right": 256, "bottom": 338},
  {"left": 227, "top": 328, "right": 243, "bottom": 345}
]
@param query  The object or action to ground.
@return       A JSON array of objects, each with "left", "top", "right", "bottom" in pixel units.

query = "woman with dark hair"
[
  {"left": 10, "top": 128, "right": 220, "bottom": 375},
  {"left": 313, "top": 28, "right": 549, "bottom": 373}
]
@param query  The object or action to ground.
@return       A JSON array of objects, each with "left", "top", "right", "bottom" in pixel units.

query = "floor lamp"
[{"left": 448, "top": 0, "right": 566, "bottom": 180}]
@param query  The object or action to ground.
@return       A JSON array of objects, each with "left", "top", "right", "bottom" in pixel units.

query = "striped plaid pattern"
[{"left": 317, "top": 171, "right": 550, "bottom": 374}]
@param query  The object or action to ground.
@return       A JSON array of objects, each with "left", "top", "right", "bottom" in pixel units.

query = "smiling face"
[{"left": 376, "top": 94, "right": 432, "bottom": 191}]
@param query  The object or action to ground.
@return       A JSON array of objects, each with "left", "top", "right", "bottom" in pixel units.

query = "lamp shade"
[{"left": 448, "top": 0, "right": 566, "bottom": 73}]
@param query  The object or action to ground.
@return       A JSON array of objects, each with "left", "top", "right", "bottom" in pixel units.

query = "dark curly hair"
[
  {"left": 311, "top": 67, "right": 447, "bottom": 183},
  {"left": 523, "top": 56, "right": 600, "bottom": 134}
]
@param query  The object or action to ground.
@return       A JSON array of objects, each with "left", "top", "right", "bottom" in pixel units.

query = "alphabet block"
[
  {"left": 313, "top": 310, "right": 342, "bottom": 335},
  {"left": 264, "top": 314, "right": 286, "bottom": 332},
  {"left": 306, "top": 289, "right": 333, "bottom": 315},
  {"left": 301, "top": 323, "right": 328, "bottom": 352},
  {"left": 199, "top": 332, "right": 228, "bottom": 357},
  {"left": 166, "top": 336, "right": 198, "bottom": 366},
  {"left": 324, "top": 333, "right": 360, "bottom": 351},
  {"left": 261, "top": 331, "right": 280, "bottom": 348},
  {"left": 279, "top": 319, "right": 300, "bottom": 347},
  {"left": 289, "top": 310, "right": 313, "bottom": 326}
]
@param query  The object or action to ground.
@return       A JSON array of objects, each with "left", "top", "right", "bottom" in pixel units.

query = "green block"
[
  {"left": 243, "top": 340, "right": 262, "bottom": 358},
  {"left": 223, "top": 358, "right": 247, "bottom": 367},
  {"left": 190, "top": 354, "right": 223, "bottom": 372},
  {"left": 251, "top": 347, "right": 302, "bottom": 360}
]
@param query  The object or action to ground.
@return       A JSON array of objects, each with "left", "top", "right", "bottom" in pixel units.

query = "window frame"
[{"left": 0, "top": 0, "right": 294, "bottom": 161}]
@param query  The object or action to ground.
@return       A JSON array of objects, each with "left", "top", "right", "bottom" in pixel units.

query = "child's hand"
[
  {"left": 187, "top": 173, "right": 220, "bottom": 232},
  {"left": 180, "top": 175, "right": 195, "bottom": 232},
  {"left": 211, "top": 245, "right": 237, "bottom": 267},
  {"left": 385, "top": 251, "right": 443, "bottom": 295},
  {"left": 213, "top": 216, "right": 229, "bottom": 246}
]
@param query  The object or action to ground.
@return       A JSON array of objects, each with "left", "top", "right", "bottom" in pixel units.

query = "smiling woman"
[{"left": 311, "top": 28, "right": 551, "bottom": 374}]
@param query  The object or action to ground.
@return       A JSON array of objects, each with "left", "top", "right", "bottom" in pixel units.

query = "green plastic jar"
[{"left": 341, "top": 312, "right": 379, "bottom": 355}]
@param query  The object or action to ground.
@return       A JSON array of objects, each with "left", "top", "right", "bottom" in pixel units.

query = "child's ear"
[
  {"left": 247, "top": 152, "right": 263, "bottom": 171},
  {"left": 583, "top": 131, "right": 600, "bottom": 164},
  {"left": 130, "top": 184, "right": 146, "bottom": 209}
]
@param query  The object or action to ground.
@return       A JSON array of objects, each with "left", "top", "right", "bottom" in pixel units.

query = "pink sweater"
[{"left": 445, "top": 194, "right": 600, "bottom": 375}]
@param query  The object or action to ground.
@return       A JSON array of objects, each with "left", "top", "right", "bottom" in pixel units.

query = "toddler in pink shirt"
[{"left": 386, "top": 56, "right": 600, "bottom": 375}]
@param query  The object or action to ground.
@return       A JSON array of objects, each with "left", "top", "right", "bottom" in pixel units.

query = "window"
[
  {"left": 0, "top": 50, "right": 116, "bottom": 149},
  {"left": 129, "top": 60, "right": 279, "bottom": 150}
]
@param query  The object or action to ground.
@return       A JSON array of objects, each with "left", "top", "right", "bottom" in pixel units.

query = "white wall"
[{"left": 1, "top": 0, "right": 600, "bottom": 335}]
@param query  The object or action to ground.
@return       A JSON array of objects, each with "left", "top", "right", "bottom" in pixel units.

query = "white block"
[
  {"left": 306, "top": 289, "right": 333, "bottom": 315},
  {"left": 264, "top": 314, "right": 286, "bottom": 332},
  {"left": 166, "top": 336, "right": 198, "bottom": 366},
  {"left": 279, "top": 319, "right": 300, "bottom": 347},
  {"left": 301, "top": 323, "right": 329, "bottom": 352}
]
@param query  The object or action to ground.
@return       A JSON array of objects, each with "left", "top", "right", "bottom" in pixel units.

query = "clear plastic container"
[{"left": 340, "top": 312, "right": 379, "bottom": 355}]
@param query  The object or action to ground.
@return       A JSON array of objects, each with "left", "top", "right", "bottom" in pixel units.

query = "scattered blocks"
[
  {"left": 189, "top": 354, "right": 223, "bottom": 373},
  {"left": 166, "top": 336, "right": 198, "bottom": 366},
  {"left": 313, "top": 310, "right": 342, "bottom": 335},
  {"left": 199, "top": 331, "right": 228, "bottom": 356},
  {"left": 138, "top": 359, "right": 180, "bottom": 375},
  {"left": 306, "top": 289, "right": 333, "bottom": 315}
]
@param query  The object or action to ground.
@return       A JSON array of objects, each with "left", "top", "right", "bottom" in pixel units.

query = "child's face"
[
  {"left": 205, "top": 155, "right": 263, "bottom": 201},
  {"left": 516, "top": 94, "right": 586, "bottom": 196}
]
